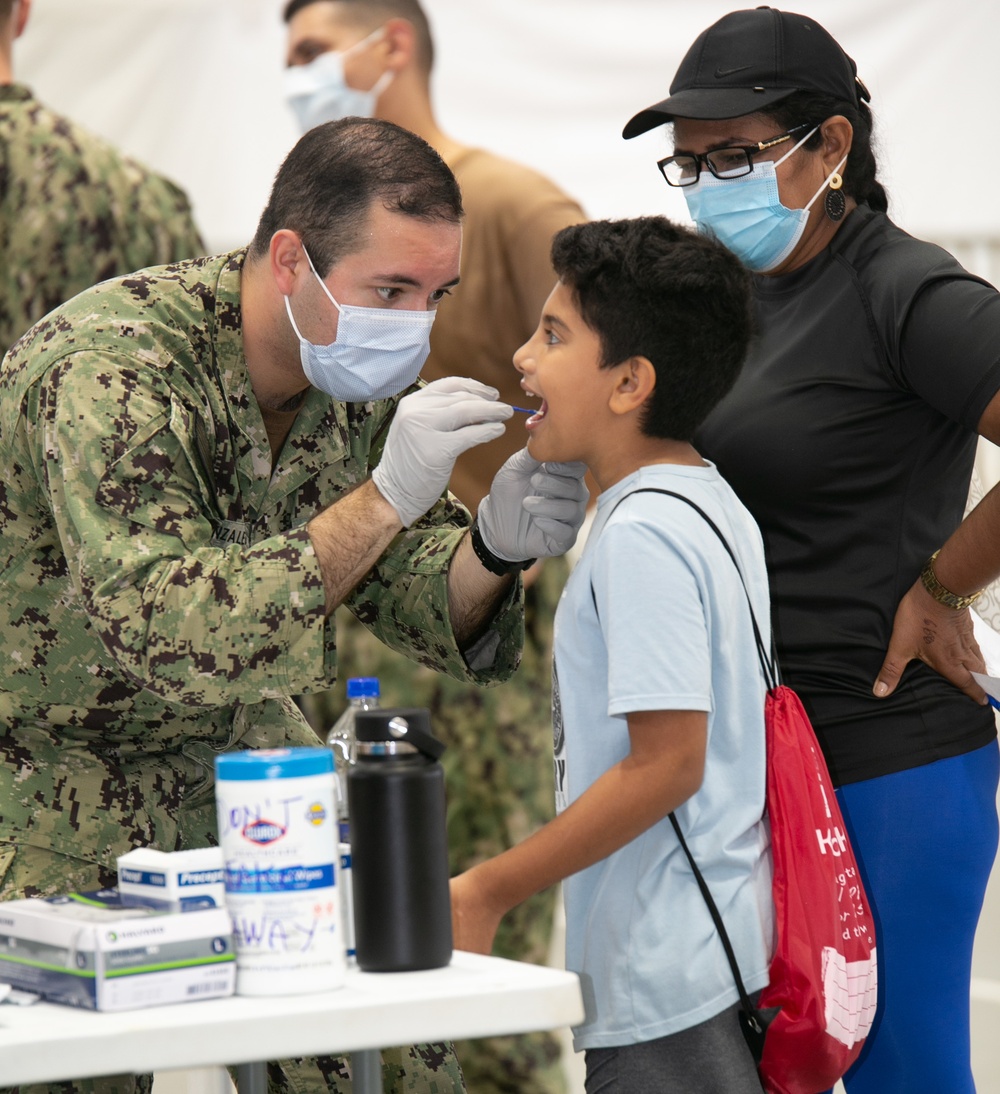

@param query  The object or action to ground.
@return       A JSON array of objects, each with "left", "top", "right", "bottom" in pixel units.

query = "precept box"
[
  {"left": 0, "top": 889, "right": 235, "bottom": 1011},
  {"left": 117, "top": 846, "right": 226, "bottom": 911}
]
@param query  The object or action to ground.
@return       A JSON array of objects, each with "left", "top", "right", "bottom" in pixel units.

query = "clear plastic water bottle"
[
  {"left": 325, "top": 676, "right": 380, "bottom": 840},
  {"left": 325, "top": 677, "right": 379, "bottom": 966}
]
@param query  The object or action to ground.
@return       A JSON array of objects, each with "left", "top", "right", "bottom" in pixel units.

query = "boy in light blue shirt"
[{"left": 451, "top": 217, "right": 774, "bottom": 1092}]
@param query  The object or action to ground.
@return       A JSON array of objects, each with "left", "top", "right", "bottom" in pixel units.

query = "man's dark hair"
[
  {"left": 282, "top": 0, "right": 435, "bottom": 74},
  {"left": 249, "top": 117, "right": 462, "bottom": 275},
  {"left": 551, "top": 217, "right": 754, "bottom": 442}
]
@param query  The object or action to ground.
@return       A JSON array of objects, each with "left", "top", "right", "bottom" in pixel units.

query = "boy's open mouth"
[{"left": 527, "top": 400, "right": 548, "bottom": 426}]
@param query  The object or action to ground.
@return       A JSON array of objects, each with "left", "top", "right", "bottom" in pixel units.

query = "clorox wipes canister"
[{"left": 215, "top": 747, "right": 346, "bottom": 995}]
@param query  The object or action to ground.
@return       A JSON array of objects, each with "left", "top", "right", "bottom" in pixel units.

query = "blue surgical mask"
[
  {"left": 683, "top": 128, "right": 846, "bottom": 273},
  {"left": 284, "top": 247, "right": 436, "bottom": 403},
  {"left": 283, "top": 27, "right": 393, "bottom": 133}
]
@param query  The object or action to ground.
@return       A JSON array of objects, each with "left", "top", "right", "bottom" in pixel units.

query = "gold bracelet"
[{"left": 919, "top": 550, "right": 983, "bottom": 611}]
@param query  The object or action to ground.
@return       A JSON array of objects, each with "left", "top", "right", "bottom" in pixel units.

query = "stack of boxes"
[{"left": 0, "top": 848, "right": 234, "bottom": 1011}]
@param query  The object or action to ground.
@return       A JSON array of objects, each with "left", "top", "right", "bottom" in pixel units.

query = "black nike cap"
[{"left": 623, "top": 6, "right": 869, "bottom": 138}]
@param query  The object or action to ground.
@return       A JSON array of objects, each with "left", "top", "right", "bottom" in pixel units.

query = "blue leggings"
[{"left": 829, "top": 741, "right": 999, "bottom": 1094}]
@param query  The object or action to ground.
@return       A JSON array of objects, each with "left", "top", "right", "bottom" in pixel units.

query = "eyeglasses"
[{"left": 657, "top": 125, "right": 811, "bottom": 188}]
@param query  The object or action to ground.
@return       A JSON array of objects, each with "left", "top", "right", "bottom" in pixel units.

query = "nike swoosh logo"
[{"left": 715, "top": 64, "right": 752, "bottom": 78}]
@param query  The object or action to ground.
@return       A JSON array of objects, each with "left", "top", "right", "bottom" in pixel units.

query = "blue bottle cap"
[
  {"left": 346, "top": 677, "right": 380, "bottom": 699},
  {"left": 215, "top": 747, "right": 334, "bottom": 780}
]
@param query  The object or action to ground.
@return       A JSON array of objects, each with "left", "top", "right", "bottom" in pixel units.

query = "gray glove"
[
  {"left": 477, "top": 449, "right": 589, "bottom": 563},
  {"left": 373, "top": 377, "right": 512, "bottom": 527}
]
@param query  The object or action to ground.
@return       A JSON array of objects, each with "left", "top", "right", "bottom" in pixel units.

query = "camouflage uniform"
[
  {"left": 0, "top": 83, "right": 206, "bottom": 357},
  {"left": 0, "top": 250, "right": 524, "bottom": 1094}
]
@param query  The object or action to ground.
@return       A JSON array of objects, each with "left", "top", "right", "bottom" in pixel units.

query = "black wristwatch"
[{"left": 469, "top": 517, "right": 536, "bottom": 576}]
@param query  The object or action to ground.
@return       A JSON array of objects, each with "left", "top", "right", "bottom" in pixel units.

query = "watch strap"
[
  {"left": 920, "top": 550, "right": 983, "bottom": 611},
  {"left": 469, "top": 518, "right": 535, "bottom": 576}
]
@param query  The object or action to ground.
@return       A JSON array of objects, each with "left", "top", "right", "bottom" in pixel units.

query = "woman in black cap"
[{"left": 624, "top": 7, "right": 999, "bottom": 1094}]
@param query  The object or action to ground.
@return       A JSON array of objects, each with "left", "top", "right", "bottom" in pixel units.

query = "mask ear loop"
[
  {"left": 368, "top": 68, "right": 395, "bottom": 100},
  {"left": 343, "top": 25, "right": 394, "bottom": 102},
  {"left": 284, "top": 242, "right": 343, "bottom": 343},
  {"left": 771, "top": 127, "right": 848, "bottom": 219},
  {"left": 283, "top": 294, "right": 308, "bottom": 342},
  {"left": 343, "top": 25, "right": 388, "bottom": 59},
  {"left": 802, "top": 152, "right": 849, "bottom": 219},
  {"left": 301, "top": 244, "right": 344, "bottom": 313}
]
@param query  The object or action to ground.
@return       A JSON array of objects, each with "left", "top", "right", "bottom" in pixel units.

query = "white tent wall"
[
  {"left": 11, "top": 3, "right": 1000, "bottom": 1090},
  {"left": 14, "top": 0, "right": 1000, "bottom": 258}
]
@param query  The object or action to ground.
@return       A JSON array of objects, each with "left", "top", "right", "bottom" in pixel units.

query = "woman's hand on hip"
[{"left": 874, "top": 579, "right": 988, "bottom": 704}]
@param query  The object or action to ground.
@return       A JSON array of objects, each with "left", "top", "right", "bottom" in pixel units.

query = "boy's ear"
[{"left": 609, "top": 356, "right": 656, "bottom": 416}]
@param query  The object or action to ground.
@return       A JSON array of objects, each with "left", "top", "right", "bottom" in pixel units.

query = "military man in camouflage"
[
  {"left": 0, "top": 0, "right": 205, "bottom": 357},
  {"left": 0, "top": 115, "right": 589, "bottom": 1094}
]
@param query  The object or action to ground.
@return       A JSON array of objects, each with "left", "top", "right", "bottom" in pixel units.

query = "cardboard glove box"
[{"left": 0, "top": 888, "right": 235, "bottom": 1011}]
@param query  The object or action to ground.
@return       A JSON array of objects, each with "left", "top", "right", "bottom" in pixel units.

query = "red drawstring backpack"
[
  {"left": 751, "top": 683, "right": 878, "bottom": 1092},
  {"left": 622, "top": 489, "right": 879, "bottom": 1094}
]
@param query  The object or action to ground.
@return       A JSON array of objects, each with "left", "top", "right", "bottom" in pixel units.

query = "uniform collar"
[{"left": 0, "top": 83, "right": 34, "bottom": 103}]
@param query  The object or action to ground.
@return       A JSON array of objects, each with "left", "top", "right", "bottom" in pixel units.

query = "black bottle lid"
[{"left": 353, "top": 707, "right": 446, "bottom": 760}]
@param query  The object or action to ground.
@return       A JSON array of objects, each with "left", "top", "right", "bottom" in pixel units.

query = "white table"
[{"left": 0, "top": 952, "right": 584, "bottom": 1093}]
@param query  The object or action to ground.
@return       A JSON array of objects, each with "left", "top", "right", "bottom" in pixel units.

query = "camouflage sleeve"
[
  {"left": 343, "top": 498, "right": 524, "bottom": 689},
  {"left": 30, "top": 351, "right": 329, "bottom": 707},
  {"left": 339, "top": 386, "right": 524, "bottom": 689}
]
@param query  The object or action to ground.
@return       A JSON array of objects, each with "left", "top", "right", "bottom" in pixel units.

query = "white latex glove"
[
  {"left": 373, "top": 377, "right": 512, "bottom": 527},
  {"left": 477, "top": 449, "right": 589, "bottom": 562}
]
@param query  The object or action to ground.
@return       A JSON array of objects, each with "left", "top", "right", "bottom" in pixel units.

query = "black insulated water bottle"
[{"left": 347, "top": 707, "right": 453, "bottom": 972}]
